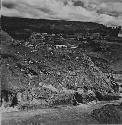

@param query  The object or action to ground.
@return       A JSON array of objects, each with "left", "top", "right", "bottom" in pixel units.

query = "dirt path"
[
  {"left": 1, "top": 100, "right": 122, "bottom": 125},
  {"left": 1, "top": 104, "right": 96, "bottom": 125}
]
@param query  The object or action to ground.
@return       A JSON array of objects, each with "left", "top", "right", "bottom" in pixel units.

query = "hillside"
[
  {"left": 1, "top": 17, "right": 122, "bottom": 114},
  {"left": 0, "top": 30, "right": 115, "bottom": 93},
  {"left": 1, "top": 15, "right": 106, "bottom": 40}
]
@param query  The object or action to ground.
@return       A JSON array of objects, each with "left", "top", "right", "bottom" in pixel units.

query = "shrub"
[
  {"left": 91, "top": 104, "right": 120, "bottom": 124},
  {"left": 48, "top": 93, "right": 73, "bottom": 106}
]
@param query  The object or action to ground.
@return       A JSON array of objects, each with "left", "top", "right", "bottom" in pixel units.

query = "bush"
[
  {"left": 48, "top": 93, "right": 73, "bottom": 106},
  {"left": 91, "top": 104, "right": 120, "bottom": 124}
]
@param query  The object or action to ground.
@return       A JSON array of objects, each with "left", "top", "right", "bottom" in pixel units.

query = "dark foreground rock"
[{"left": 91, "top": 104, "right": 120, "bottom": 124}]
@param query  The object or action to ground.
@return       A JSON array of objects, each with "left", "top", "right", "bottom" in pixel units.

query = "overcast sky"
[{"left": 1, "top": 0, "right": 122, "bottom": 26}]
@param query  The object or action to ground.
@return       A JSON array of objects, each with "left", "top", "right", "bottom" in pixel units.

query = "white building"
[{"left": 55, "top": 45, "right": 67, "bottom": 49}]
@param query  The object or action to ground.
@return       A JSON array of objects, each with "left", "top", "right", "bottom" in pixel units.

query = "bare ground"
[{"left": 1, "top": 100, "right": 122, "bottom": 125}]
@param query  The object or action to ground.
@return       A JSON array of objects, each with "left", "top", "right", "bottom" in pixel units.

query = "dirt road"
[
  {"left": 1, "top": 104, "right": 99, "bottom": 125},
  {"left": 2, "top": 100, "right": 122, "bottom": 125}
]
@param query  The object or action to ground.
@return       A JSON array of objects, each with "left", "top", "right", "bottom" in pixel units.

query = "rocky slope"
[
  {"left": 1, "top": 30, "right": 114, "bottom": 93},
  {"left": 1, "top": 17, "right": 122, "bottom": 108}
]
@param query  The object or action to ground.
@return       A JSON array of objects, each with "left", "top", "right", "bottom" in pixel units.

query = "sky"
[{"left": 1, "top": 0, "right": 122, "bottom": 26}]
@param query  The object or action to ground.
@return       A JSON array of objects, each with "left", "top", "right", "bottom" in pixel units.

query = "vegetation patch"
[{"left": 91, "top": 104, "right": 120, "bottom": 124}]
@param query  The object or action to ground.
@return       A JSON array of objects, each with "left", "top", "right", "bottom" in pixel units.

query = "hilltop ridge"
[{"left": 1, "top": 15, "right": 107, "bottom": 40}]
